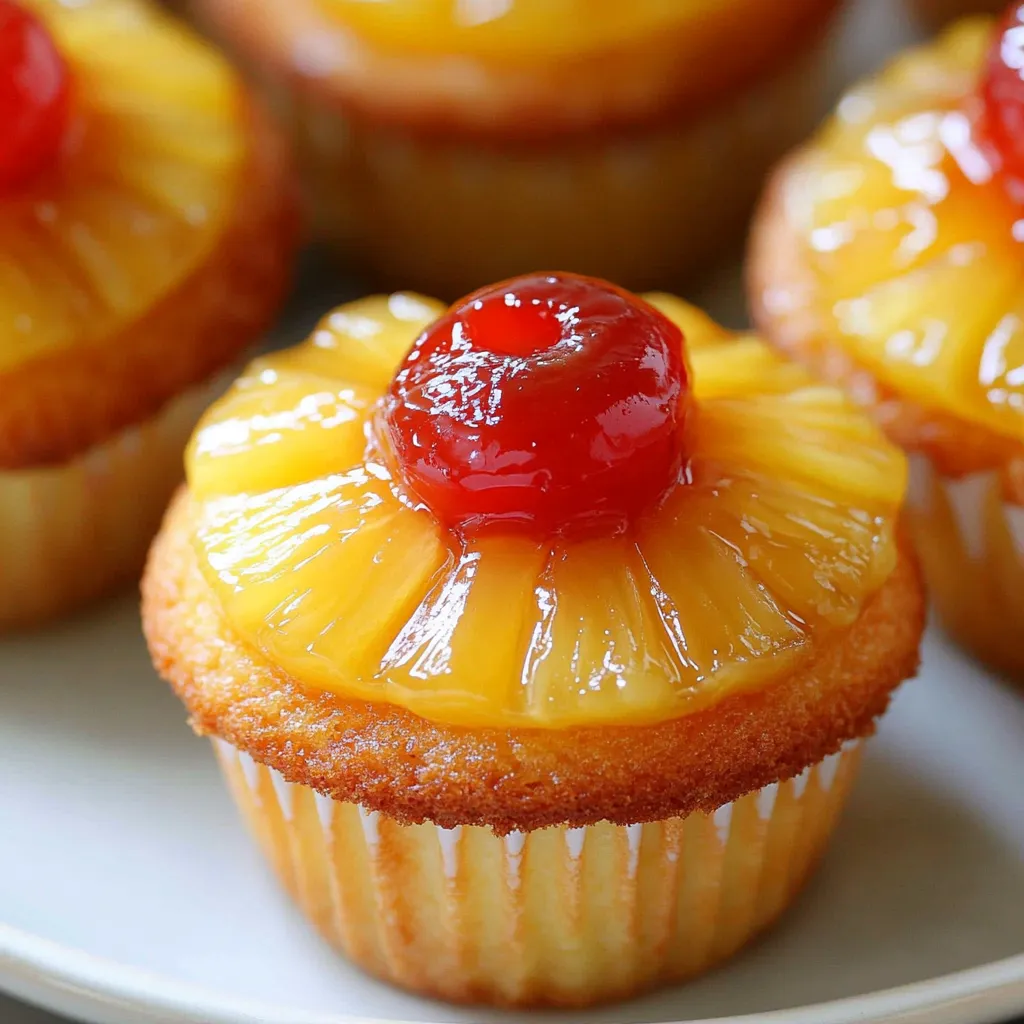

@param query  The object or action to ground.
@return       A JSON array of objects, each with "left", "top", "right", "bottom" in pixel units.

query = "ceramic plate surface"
[{"left": 1, "top": 605, "right": 1024, "bottom": 1024}]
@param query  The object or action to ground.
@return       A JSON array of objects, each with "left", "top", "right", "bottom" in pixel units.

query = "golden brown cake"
[
  {"left": 189, "top": 0, "right": 841, "bottom": 297},
  {"left": 0, "top": 0, "right": 297, "bottom": 628},
  {"left": 749, "top": 8, "right": 1024, "bottom": 679},
  {"left": 143, "top": 273, "right": 924, "bottom": 1007}
]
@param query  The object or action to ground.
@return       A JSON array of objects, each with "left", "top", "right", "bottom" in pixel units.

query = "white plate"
[{"left": 1, "top": 601, "right": 1023, "bottom": 1024}]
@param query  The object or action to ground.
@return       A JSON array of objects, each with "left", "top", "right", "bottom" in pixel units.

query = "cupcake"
[
  {"left": 143, "top": 273, "right": 924, "bottom": 1007},
  {"left": 749, "top": 7, "right": 1024, "bottom": 679},
  {"left": 189, "top": 0, "right": 841, "bottom": 297},
  {"left": 0, "top": 0, "right": 296, "bottom": 628}
]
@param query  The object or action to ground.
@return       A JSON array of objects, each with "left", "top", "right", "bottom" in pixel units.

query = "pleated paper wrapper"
[
  {"left": 0, "top": 370, "right": 232, "bottom": 628},
  {"left": 214, "top": 737, "right": 862, "bottom": 1008},
  {"left": 907, "top": 454, "right": 1024, "bottom": 678}
]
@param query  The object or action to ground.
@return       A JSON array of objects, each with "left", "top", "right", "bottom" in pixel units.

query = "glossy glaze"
[
  {"left": 382, "top": 274, "right": 690, "bottom": 536},
  {"left": 766, "top": 19, "right": 1024, "bottom": 441},
  {"left": 186, "top": 292, "right": 905, "bottom": 729},
  {"left": 0, "top": 0, "right": 245, "bottom": 373},
  {"left": 0, "top": 1, "right": 70, "bottom": 189},
  {"left": 316, "top": 0, "right": 710, "bottom": 59}
]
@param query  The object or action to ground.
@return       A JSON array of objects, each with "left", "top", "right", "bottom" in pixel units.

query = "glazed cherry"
[
  {"left": 981, "top": 4, "right": 1024, "bottom": 187},
  {"left": 381, "top": 273, "right": 691, "bottom": 536},
  {"left": 0, "top": 0, "right": 70, "bottom": 190}
]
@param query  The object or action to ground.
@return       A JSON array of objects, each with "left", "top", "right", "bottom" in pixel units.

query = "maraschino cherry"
[
  {"left": 382, "top": 272, "right": 692, "bottom": 536},
  {"left": 0, "top": 0, "right": 70, "bottom": 189},
  {"left": 982, "top": 3, "right": 1024, "bottom": 189}
]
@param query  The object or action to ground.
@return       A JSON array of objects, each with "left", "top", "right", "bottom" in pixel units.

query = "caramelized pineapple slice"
[
  {"left": 518, "top": 538, "right": 685, "bottom": 724},
  {"left": 188, "top": 363, "right": 376, "bottom": 499},
  {"left": 974, "top": 298, "right": 1024, "bottom": 428},
  {"left": 0, "top": 0, "right": 246, "bottom": 372},
  {"left": 382, "top": 536, "right": 548, "bottom": 724},
  {"left": 189, "top": 295, "right": 905, "bottom": 728},
  {"left": 637, "top": 510, "right": 809, "bottom": 703},
  {"left": 272, "top": 294, "right": 446, "bottom": 389},
  {"left": 791, "top": 134, "right": 1019, "bottom": 302},
  {"left": 829, "top": 244, "right": 1022, "bottom": 425},
  {"left": 790, "top": 18, "right": 1024, "bottom": 439},
  {"left": 690, "top": 337, "right": 810, "bottom": 399},
  {"left": 194, "top": 470, "right": 447, "bottom": 692},
  {"left": 695, "top": 388, "right": 907, "bottom": 506},
  {"left": 684, "top": 472, "right": 897, "bottom": 627}
]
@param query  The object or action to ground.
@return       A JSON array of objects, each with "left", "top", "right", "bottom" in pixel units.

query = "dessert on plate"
[
  {"left": 189, "top": 0, "right": 841, "bottom": 297},
  {"left": 143, "top": 272, "right": 924, "bottom": 1007},
  {"left": 749, "top": 5, "right": 1024, "bottom": 679},
  {"left": 0, "top": 0, "right": 296, "bottom": 628}
]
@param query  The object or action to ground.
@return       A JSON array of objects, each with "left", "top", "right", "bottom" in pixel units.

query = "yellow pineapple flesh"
[
  {"left": 186, "top": 295, "right": 905, "bottom": 728},
  {"left": 0, "top": 0, "right": 246, "bottom": 373},
  {"left": 784, "top": 19, "right": 1024, "bottom": 442}
]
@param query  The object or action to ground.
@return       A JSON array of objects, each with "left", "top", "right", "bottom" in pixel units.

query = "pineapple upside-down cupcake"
[
  {"left": 143, "top": 273, "right": 924, "bottom": 1007},
  {"left": 188, "top": 0, "right": 841, "bottom": 297},
  {"left": 750, "top": 6, "right": 1024, "bottom": 679},
  {"left": 0, "top": 0, "right": 296, "bottom": 628}
]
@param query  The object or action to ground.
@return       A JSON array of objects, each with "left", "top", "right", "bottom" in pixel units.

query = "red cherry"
[
  {"left": 0, "top": 0, "right": 70, "bottom": 190},
  {"left": 381, "top": 272, "right": 691, "bottom": 536},
  {"left": 981, "top": 4, "right": 1024, "bottom": 187}
]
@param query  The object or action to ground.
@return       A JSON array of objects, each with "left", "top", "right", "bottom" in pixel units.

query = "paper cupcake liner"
[
  {"left": 0, "top": 371, "right": 232, "bottom": 629},
  {"left": 213, "top": 737, "right": 862, "bottom": 1008},
  {"left": 907, "top": 455, "right": 1024, "bottom": 678},
  {"left": 247, "top": 36, "right": 830, "bottom": 297}
]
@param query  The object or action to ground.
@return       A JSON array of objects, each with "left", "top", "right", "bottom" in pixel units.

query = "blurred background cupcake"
[
  {"left": 0, "top": 0, "right": 296, "bottom": 628},
  {"left": 749, "top": 6, "right": 1024, "bottom": 679},
  {"left": 907, "top": 0, "right": 1002, "bottom": 32},
  {"left": 190, "top": 0, "right": 844, "bottom": 297}
]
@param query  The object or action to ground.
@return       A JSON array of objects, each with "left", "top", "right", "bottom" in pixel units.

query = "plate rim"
[{"left": 2, "top": 922, "right": 1024, "bottom": 1024}]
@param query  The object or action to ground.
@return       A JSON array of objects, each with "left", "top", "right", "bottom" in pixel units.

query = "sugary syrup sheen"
[
  {"left": 773, "top": 16, "right": 1024, "bottom": 441},
  {"left": 187, "top": 281, "right": 905, "bottom": 729},
  {"left": 0, "top": 0, "right": 245, "bottom": 373}
]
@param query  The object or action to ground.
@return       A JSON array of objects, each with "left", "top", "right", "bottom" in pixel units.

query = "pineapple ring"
[
  {"left": 2, "top": 0, "right": 244, "bottom": 371},
  {"left": 750, "top": 19, "right": 1024, "bottom": 480},
  {"left": 0, "top": 0, "right": 295, "bottom": 468},
  {"left": 185, "top": 294, "right": 908, "bottom": 729}
]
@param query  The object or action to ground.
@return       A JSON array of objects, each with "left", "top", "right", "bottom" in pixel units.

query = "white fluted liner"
[
  {"left": 906, "top": 455, "right": 1024, "bottom": 677},
  {"left": 213, "top": 737, "right": 862, "bottom": 1008},
  {"left": 0, "top": 368, "right": 235, "bottom": 628}
]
